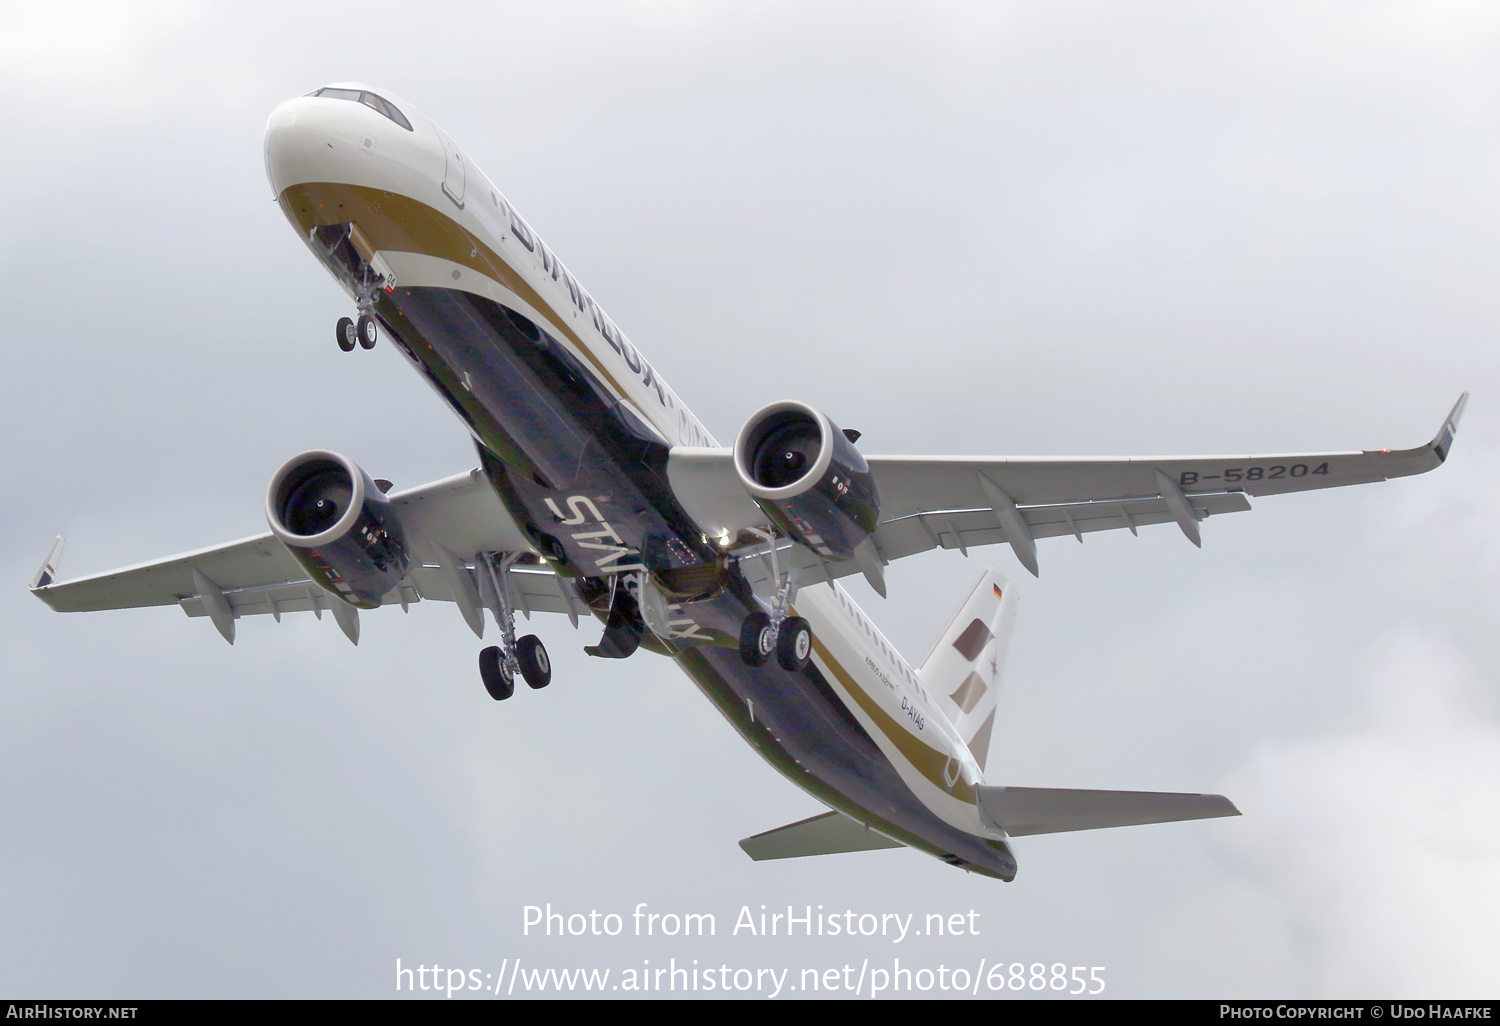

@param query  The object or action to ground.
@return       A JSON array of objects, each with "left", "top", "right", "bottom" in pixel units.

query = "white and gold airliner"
[{"left": 28, "top": 84, "right": 1467, "bottom": 881}]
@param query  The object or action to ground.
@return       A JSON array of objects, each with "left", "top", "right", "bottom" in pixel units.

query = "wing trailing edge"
[
  {"left": 25, "top": 467, "right": 586, "bottom": 646},
  {"left": 673, "top": 394, "right": 1468, "bottom": 584}
]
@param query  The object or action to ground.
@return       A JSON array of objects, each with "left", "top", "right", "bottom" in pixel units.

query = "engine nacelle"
[
  {"left": 266, "top": 451, "right": 410, "bottom": 609},
  {"left": 733, "top": 401, "right": 880, "bottom": 561}
]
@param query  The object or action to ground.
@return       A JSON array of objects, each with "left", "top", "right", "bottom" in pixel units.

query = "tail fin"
[{"left": 918, "top": 566, "right": 1017, "bottom": 774}]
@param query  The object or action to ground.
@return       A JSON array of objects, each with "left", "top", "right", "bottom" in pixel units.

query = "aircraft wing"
[
  {"left": 29, "top": 469, "right": 584, "bottom": 641},
  {"left": 674, "top": 394, "right": 1466, "bottom": 586}
]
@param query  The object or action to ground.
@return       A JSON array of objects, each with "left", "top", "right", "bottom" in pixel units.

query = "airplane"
[{"left": 27, "top": 83, "right": 1468, "bottom": 882}]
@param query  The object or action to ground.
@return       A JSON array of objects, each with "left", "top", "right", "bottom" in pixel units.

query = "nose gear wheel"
[
  {"left": 357, "top": 313, "right": 379, "bottom": 349},
  {"left": 334, "top": 313, "right": 380, "bottom": 352}
]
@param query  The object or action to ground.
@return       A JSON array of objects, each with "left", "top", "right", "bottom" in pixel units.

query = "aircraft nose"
[
  {"left": 263, "top": 96, "right": 329, "bottom": 199},
  {"left": 264, "top": 87, "right": 435, "bottom": 203}
]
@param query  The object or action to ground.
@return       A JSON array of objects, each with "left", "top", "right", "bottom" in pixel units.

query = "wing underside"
[
  {"left": 677, "top": 393, "right": 1467, "bottom": 588},
  {"left": 31, "top": 396, "right": 1467, "bottom": 636},
  {"left": 29, "top": 468, "right": 582, "bottom": 640}
]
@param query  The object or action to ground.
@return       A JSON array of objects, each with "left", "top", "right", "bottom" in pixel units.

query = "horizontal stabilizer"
[
  {"left": 977, "top": 785, "right": 1238, "bottom": 837},
  {"left": 739, "top": 811, "right": 904, "bottom": 861}
]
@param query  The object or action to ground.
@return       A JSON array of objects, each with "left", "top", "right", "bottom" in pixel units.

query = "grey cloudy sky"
[{"left": 2, "top": 0, "right": 1497, "bottom": 999}]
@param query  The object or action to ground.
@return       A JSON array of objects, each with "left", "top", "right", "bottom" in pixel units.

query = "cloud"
[
  {"left": 1223, "top": 628, "right": 1500, "bottom": 996},
  {"left": 0, "top": 1, "right": 203, "bottom": 91}
]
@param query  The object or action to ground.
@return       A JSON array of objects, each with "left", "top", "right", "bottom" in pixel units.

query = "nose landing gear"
[{"left": 334, "top": 313, "right": 380, "bottom": 352}]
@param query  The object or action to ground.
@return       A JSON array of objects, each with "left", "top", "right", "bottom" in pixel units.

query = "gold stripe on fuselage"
[
  {"left": 809, "top": 631, "right": 978, "bottom": 806},
  {"left": 277, "top": 182, "right": 637, "bottom": 408},
  {"left": 284, "top": 181, "right": 986, "bottom": 826}
]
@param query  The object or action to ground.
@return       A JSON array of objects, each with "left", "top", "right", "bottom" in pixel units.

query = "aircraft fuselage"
[{"left": 263, "top": 85, "right": 1014, "bottom": 879}]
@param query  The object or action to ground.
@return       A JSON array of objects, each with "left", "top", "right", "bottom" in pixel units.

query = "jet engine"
[
  {"left": 732, "top": 401, "right": 880, "bottom": 561},
  {"left": 266, "top": 450, "right": 410, "bottom": 608}
]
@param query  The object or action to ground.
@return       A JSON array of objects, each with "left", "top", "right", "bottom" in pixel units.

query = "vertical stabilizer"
[{"left": 918, "top": 566, "right": 1017, "bottom": 774}]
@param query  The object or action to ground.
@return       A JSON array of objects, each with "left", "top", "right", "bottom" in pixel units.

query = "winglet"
[
  {"left": 1432, "top": 392, "right": 1469, "bottom": 464},
  {"left": 29, "top": 536, "right": 66, "bottom": 591}
]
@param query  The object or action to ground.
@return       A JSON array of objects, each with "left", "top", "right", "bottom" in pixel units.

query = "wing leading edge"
[
  {"left": 675, "top": 393, "right": 1467, "bottom": 584},
  {"left": 28, "top": 467, "right": 581, "bottom": 644}
]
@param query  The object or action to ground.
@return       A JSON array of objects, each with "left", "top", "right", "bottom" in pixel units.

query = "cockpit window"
[
  {"left": 314, "top": 87, "right": 413, "bottom": 132},
  {"left": 359, "top": 92, "right": 413, "bottom": 131}
]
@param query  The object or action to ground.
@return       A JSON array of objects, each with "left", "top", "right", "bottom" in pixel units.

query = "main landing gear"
[
  {"left": 479, "top": 634, "right": 551, "bottom": 700},
  {"left": 738, "top": 528, "right": 813, "bottom": 673},
  {"left": 335, "top": 313, "right": 379, "bottom": 352},
  {"left": 740, "top": 611, "right": 811, "bottom": 673},
  {"left": 474, "top": 551, "right": 552, "bottom": 701}
]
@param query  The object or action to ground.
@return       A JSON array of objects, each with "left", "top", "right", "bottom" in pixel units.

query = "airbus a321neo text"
[{"left": 30, "top": 84, "right": 1467, "bottom": 881}]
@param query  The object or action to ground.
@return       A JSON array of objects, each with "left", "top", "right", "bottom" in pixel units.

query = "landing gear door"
[{"left": 437, "top": 127, "right": 466, "bottom": 209}]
